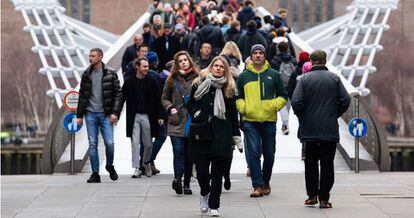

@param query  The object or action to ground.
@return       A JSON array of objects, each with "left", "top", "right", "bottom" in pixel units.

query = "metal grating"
[
  {"left": 12, "top": 0, "right": 118, "bottom": 107},
  {"left": 298, "top": 0, "right": 399, "bottom": 96}
]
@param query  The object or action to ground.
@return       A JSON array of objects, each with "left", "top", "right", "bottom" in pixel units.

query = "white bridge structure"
[{"left": 12, "top": 0, "right": 398, "bottom": 174}]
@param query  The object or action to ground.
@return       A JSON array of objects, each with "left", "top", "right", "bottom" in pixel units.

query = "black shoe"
[
  {"left": 105, "top": 165, "right": 118, "bottom": 181},
  {"left": 183, "top": 186, "right": 193, "bottom": 195},
  {"left": 224, "top": 179, "right": 231, "bottom": 190},
  {"left": 140, "top": 166, "right": 146, "bottom": 175},
  {"left": 87, "top": 173, "right": 101, "bottom": 183},
  {"left": 304, "top": 196, "right": 318, "bottom": 206},
  {"left": 172, "top": 178, "right": 183, "bottom": 194}
]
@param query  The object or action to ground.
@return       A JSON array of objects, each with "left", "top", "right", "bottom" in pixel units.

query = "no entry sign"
[{"left": 63, "top": 91, "right": 79, "bottom": 111}]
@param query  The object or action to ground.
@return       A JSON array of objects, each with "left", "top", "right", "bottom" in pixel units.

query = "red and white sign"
[{"left": 63, "top": 91, "right": 79, "bottom": 111}]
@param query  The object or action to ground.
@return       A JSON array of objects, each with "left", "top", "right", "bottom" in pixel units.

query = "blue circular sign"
[
  {"left": 63, "top": 113, "right": 82, "bottom": 133},
  {"left": 348, "top": 118, "right": 368, "bottom": 138}
]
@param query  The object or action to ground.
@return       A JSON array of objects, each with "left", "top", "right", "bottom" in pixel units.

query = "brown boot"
[
  {"left": 250, "top": 187, "right": 264, "bottom": 198},
  {"left": 263, "top": 181, "right": 271, "bottom": 195}
]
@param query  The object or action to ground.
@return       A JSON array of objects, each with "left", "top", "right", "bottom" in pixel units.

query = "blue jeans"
[
  {"left": 85, "top": 112, "right": 114, "bottom": 173},
  {"left": 243, "top": 121, "right": 276, "bottom": 188},
  {"left": 151, "top": 124, "right": 167, "bottom": 162},
  {"left": 170, "top": 136, "right": 192, "bottom": 186}
]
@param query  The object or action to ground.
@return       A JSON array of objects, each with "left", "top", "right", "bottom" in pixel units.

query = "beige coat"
[{"left": 161, "top": 72, "right": 197, "bottom": 137}]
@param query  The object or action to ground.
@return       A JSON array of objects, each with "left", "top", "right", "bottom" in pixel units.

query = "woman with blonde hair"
[
  {"left": 187, "top": 56, "right": 242, "bottom": 216},
  {"left": 161, "top": 51, "right": 199, "bottom": 195},
  {"left": 220, "top": 41, "right": 242, "bottom": 78}
]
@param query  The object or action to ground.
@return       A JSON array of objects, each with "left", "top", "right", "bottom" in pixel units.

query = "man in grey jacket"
[{"left": 291, "top": 50, "right": 351, "bottom": 209}]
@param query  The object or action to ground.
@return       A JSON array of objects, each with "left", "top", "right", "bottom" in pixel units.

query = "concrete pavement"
[{"left": 2, "top": 172, "right": 414, "bottom": 217}]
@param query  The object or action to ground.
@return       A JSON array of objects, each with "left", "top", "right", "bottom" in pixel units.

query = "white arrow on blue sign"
[
  {"left": 348, "top": 118, "right": 368, "bottom": 138},
  {"left": 63, "top": 113, "right": 82, "bottom": 133}
]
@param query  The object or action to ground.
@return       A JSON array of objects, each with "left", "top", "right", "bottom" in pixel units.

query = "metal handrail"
[
  {"left": 41, "top": 11, "right": 151, "bottom": 173},
  {"left": 256, "top": 6, "right": 390, "bottom": 171}
]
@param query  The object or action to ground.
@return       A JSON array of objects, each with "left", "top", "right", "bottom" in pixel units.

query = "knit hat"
[
  {"left": 298, "top": 51, "right": 310, "bottom": 62},
  {"left": 302, "top": 61, "right": 312, "bottom": 74},
  {"left": 164, "top": 23, "right": 173, "bottom": 29},
  {"left": 250, "top": 44, "right": 265, "bottom": 55},
  {"left": 146, "top": 51, "right": 158, "bottom": 65}
]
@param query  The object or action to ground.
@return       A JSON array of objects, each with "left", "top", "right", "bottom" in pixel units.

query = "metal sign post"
[
  {"left": 63, "top": 91, "right": 80, "bottom": 175},
  {"left": 70, "top": 123, "right": 75, "bottom": 175},
  {"left": 348, "top": 98, "right": 367, "bottom": 174},
  {"left": 355, "top": 98, "right": 360, "bottom": 173}
]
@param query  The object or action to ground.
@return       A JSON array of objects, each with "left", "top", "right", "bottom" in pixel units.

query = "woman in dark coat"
[{"left": 187, "top": 56, "right": 242, "bottom": 217}]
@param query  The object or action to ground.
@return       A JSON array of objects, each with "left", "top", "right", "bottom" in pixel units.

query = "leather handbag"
[{"left": 189, "top": 118, "right": 212, "bottom": 141}]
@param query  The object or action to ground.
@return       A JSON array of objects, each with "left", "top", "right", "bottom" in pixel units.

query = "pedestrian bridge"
[{"left": 11, "top": 0, "right": 399, "bottom": 174}]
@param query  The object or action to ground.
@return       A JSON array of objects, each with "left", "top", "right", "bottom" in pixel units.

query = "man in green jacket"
[{"left": 236, "top": 44, "right": 287, "bottom": 197}]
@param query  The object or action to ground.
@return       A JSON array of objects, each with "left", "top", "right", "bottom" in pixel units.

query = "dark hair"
[
  {"left": 135, "top": 57, "right": 148, "bottom": 66},
  {"left": 143, "top": 23, "right": 151, "bottom": 28},
  {"left": 137, "top": 44, "right": 148, "bottom": 52},
  {"left": 254, "top": 16, "right": 262, "bottom": 29},
  {"left": 90, "top": 48, "right": 103, "bottom": 56},
  {"left": 244, "top": 0, "right": 254, "bottom": 7},
  {"left": 263, "top": 15, "right": 273, "bottom": 24},
  {"left": 230, "top": 20, "right": 240, "bottom": 28},
  {"left": 274, "top": 19, "right": 282, "bottom": 28},
  {"left": 275, "top": 28, "right": 285, "bottom": 37},
  {"left": 201, "top": 16, "right": 210, "bottom": 25},
  {"left": 277, "top": 42, "right": 289, "bottom": 53},
  {"left": 222, "top": 15, "right": 230, "bottom": 25},
  {"left": 246, "top": 20, "right": 257, "bottom": 31}
]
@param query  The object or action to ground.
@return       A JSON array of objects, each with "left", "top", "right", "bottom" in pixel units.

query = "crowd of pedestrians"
[{"left": 76, "top": 0, "right": 351, "bottom": 216}]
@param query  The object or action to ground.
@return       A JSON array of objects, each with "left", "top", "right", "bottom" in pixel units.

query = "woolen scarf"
[{"left": 194, "top": 73, "right": 227, "bottom": 120}]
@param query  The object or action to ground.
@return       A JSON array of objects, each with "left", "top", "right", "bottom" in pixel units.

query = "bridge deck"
[
  {"left": 81, "top": 110, "right": 350, "bottom": 175},
  {"left": 2, "top": 172, "right": 413, "bottom": 217}
]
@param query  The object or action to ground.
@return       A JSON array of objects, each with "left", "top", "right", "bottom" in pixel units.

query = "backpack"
[{"left": 279, "top": 61, "right": 295, "bottom": 87}]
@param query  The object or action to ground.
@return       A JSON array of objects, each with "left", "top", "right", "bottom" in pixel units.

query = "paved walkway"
[
  {"left": 2, "top": 172, "right": 414, "bottom": 217},
  {"left": 82, "top": 110, "right": 350, "bottom": 175}
]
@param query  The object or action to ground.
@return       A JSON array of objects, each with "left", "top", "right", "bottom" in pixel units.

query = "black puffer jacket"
[{"left": 77, "top": 63, "right": 123, "bottom": 118}]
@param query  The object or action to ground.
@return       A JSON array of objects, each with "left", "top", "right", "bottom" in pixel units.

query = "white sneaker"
[
  {"left": 210, "top": 209, "right": 220, "bottom": 217},
  {"left": 200, "top": 194, "right": 209, "bottom": 213},
  {"left": 132, "top": 168, "right": 141, "bottom": 178}
]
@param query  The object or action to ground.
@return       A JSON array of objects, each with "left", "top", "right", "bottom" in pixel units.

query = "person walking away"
[
  {"left": 291, "top": 50, "right": 351, "bottom": 209},
  {"left": 270, "top": 42, "right": 297, "bottom": 135}
]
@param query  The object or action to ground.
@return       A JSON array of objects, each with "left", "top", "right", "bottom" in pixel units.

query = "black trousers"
[
  {"left": 304, "top": 141, "right": 337, "bottom": 201},
  {"left": 194, "top": 155, "right": 228, "bottom": 209},
  {"left": 224, "top": 150, "right": 233, "bottom": 181},
  {"left": 183, "top": 138, "right": 192, "bottom": 187}
]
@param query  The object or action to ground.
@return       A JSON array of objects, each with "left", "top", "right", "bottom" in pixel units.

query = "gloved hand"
[{"left": 232, "top": 136, "right": 243, "bottom": 153}]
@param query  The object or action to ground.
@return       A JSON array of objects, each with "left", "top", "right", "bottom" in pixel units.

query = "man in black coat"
[
  {"left": 291, "top": 50, "right": 351, "bottom": 208},
  {"left": 121, "top": 34, "right": 144, "bottom": 74},
  {"left": 199, "top": 16, "right": 225, "bottom": 56},
  {"left": 121, "top": 57, "right": 164, "bottom": 178},
  {"left": 153, "top": 23, "right": 181, "bottom": 72},
  {"left": 76, "top": 48, "right": 122, "bottom": 183}
]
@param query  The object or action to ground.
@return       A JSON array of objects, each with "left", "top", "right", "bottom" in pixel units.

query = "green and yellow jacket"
[{"left": 236, "top": 61, "right": 288, "bottom": 122}]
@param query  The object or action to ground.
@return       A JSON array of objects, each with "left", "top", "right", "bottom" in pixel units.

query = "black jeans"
[
  {"left": 304, "top": 141, "right": 337, "bottom": 201},
  {"left": 224, "top": 150, "right": 233, "bottom": 181},
  {"left": 194, "top": 154, "right": 228, "bottom": 209},
  {"left": 183, "top": 138, "right": 192, "bottom": 187}
]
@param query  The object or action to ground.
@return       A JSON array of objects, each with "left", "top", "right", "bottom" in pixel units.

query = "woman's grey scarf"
[{"left": 194, "top": 73, "right": 227, "bottom": 120}]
